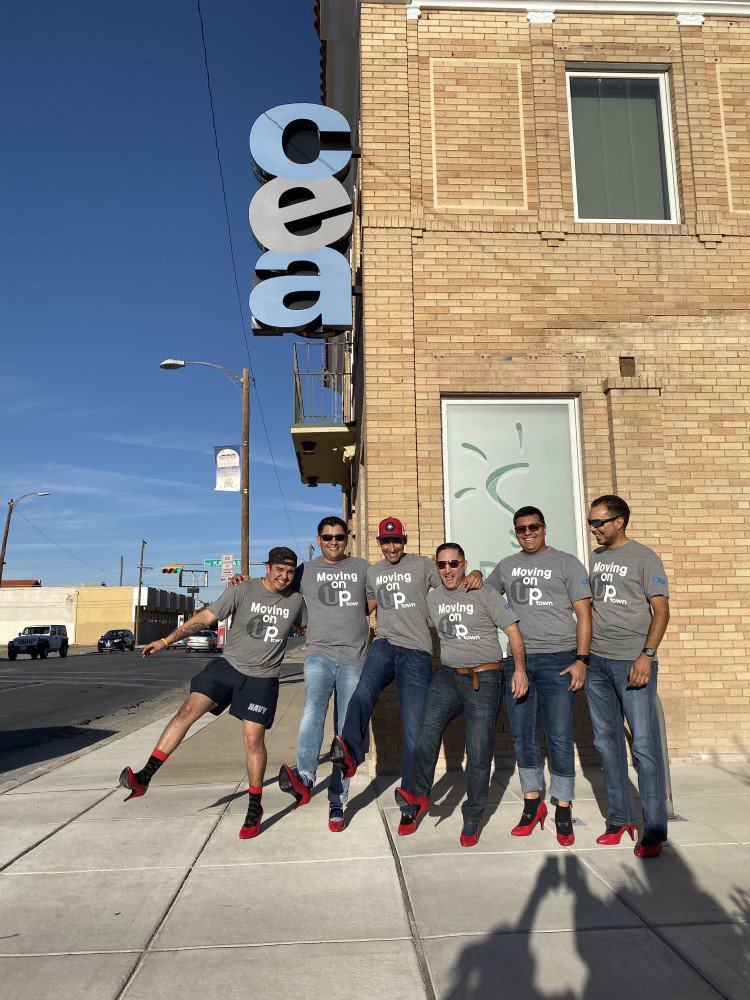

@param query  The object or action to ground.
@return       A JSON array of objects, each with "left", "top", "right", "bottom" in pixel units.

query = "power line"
[
  {"left": 14, "top": 510, "right": 119, "bottom": 576},
  {"left": 195, "top": 0, "right": 303, "bottom": 555}
]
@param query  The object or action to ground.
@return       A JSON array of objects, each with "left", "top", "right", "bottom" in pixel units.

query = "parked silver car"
[{"left": 184, "top": 630, "right": 218, "bottom": 653}]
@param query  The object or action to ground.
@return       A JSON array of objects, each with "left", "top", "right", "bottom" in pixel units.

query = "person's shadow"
[{"left": 440, "top": 847, "right": 750, "bottom": 999}]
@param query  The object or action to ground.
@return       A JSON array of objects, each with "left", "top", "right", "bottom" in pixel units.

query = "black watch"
[
  {"left": 642, "top": 647, "right": 656, "bottom": 658},
  {"left": 576, "top": 653, "right": 590, "bottom": 666}
]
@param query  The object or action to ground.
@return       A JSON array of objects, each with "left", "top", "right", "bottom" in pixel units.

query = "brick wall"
[{"left": 352, "top": 4, "right": 750, "bottom": 767}]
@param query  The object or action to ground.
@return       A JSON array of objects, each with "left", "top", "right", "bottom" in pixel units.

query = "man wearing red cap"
[{"left": 331, "top": 517, "right": 482, "bottom": 833}]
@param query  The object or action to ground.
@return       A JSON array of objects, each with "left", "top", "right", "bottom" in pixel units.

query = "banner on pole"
[
  {"left": 214, "top": 446, "right": 241, "bottom": 492},
  {"left": 220, "top": 553, "right": 235, "bottom": 583}
]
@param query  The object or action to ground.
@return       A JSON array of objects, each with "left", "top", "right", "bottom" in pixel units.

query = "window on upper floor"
[{"left": 567, "top": 71, "right": 680, "bottom": 223}]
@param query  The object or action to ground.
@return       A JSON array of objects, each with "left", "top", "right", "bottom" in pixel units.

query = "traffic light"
[{"left": 162, "top": 565, "right": 183, "bottom": 574}]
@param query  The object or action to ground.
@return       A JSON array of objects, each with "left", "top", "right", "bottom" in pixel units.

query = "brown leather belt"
[{"left": 454, "top": 661, "right": 502, "bottom": 691}]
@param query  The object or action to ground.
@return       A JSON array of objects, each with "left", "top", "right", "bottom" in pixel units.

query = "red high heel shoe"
[
  {"left": 634, "top": 838, "right": 663, "bottom": 859},
  {"left": 511, "top": 800, "right": 547, "bottom": 836},
  {"left": 119, "top": 767, "right": 148, "bottom": 802},
  {"left": 596, "top": 823, "right": 636, "bottom": 846},
  {"left": 394, "top": 787, "right": 429, "bottom": 835}
]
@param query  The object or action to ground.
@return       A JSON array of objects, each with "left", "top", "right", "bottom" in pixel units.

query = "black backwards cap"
[{"left": 267, "top": 546, "right": 298, "bottom": 567}]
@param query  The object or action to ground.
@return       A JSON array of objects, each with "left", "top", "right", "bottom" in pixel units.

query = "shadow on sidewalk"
[
  {"left": 0, "top": 725, "right": 115, "bottom": 774},
  {"left": 440, "top": 850, "right": 750, "bottom": 1000}
]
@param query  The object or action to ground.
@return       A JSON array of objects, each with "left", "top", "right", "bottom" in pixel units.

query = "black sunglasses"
[
  {"left": 515, "top": 523, "right": 543, "bottom": 534},
  {"left": 436, "top": 559, "right": 463, "bottom": 569},
  {"left": 320, "top": 533, "right": 347, "bottom": 542},
  {"left": 587, "top": 516, "right": 620, "bottom": 529}
]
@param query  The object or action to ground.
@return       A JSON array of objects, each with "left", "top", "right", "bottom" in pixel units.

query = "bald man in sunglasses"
[{"left": 395, "top": 542, "right": 525, "bottom": 846}]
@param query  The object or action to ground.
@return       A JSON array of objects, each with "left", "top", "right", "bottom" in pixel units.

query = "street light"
[
  {"left": 0, "top": 492, "right": 51, "bottom": 587},
  {"left": 159, "top": 358, "right": 250, "bottom": 575}
]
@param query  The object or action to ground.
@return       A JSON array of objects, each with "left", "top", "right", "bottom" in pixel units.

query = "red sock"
[
  {"left": 248, "top": 785, "right": 262, "bottom": 796},
  {"left": 152, "top": 748, "right": 169, "bottom": 762}
]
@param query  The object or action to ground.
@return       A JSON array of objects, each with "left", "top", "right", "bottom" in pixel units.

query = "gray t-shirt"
[
  {"left": 427, "top": 585, "right": 518, "bottom": 669},
  {"left": 297, "top": 556, "right": 370, "bottom": 666},
  {"left": 366, "top": 553, "right": 441, "bottom": 652},
  {"left": 589, "top": 540, "right": 669, "bottom": 660},
  {"left": 207, "top": 579, "right": 304, "bottom": 678},
  {"left": 487, "top": 546, "right": 592, "bottom": 654}
]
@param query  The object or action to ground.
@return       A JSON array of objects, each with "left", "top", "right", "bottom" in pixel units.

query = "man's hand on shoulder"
[
  {"left": 227, "top": 573, "right": 250, "bottom": 588},
  {"left": 461, "top": 570, "right": 484, "bottom": 591}
]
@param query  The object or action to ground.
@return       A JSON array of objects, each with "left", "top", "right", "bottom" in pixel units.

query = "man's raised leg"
[
  {"left": 239, "top": 719, "right": 268, "bottom": 839},
  {"left": 332, "top": 639, "right": 396, "bottom": 777},
  {"left": 119, "top": 691, "right": 217, "bottom": 800}
]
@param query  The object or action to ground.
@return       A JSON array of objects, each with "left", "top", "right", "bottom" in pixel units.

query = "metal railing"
[{"left": 293, "top": 339, "right": 351, "bottom": 425}]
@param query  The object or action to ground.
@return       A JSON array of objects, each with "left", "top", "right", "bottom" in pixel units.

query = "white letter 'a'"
[{"left": 249, "top": 247, "right": 352, "bottom": 338}]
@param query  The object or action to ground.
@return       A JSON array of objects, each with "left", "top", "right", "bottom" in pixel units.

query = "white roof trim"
[{"left": 361, "top": 0, "right": 750, "bottom": 17}]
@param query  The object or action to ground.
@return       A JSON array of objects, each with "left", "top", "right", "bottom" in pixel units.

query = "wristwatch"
[
  {"left": 642, "top": 647, "right": 656, "bottom": 658},
  {"left": 576, "top": 653, "right": 590, "bottom": 666}
]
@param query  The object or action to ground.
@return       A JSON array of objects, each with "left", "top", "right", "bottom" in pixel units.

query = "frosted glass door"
[{"left": 442, "top": 398, "right": 585, "bottom": 576}]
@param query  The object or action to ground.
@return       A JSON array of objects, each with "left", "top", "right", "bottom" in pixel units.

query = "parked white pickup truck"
[{"left": 7, "top": 625, "right": 69, "bottom": 660}]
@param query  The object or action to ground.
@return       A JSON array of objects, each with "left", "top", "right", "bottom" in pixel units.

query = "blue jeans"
[
  {"left": 341, "top": 638, "right": 433, "bottom": 792},
  {"left": 297, "top": 654, "right": 362, "bottom": 806},
  {"left": 409, "top": 666, "right": 504, "bottom": 825},
  {"left": 586, "top": 653, "right": 668, "bottom": 842},
  {"left": 504, "top": 651, "right": 577, "bottom": 803}
]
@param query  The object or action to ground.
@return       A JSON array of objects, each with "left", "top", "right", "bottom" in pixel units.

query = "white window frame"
[
  {"left": 566, "top": 70, "right": 681, "bottom": 225},
  {"left": 441, "top": 396, "right": 589, "bottom": 567}
]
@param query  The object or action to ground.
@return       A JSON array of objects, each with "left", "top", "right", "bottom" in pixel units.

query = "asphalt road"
[{"left": 0, "top": 638, "right": 306, "bottom": 785}]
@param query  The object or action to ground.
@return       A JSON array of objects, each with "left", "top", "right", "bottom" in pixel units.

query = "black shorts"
[{"left": 189, "top": 657, "right": 280, "bottom": 728}]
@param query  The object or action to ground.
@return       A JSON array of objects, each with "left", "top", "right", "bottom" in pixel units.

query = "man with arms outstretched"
[{"left": 118, "top": 547, "right": 302, "bottom": 839}]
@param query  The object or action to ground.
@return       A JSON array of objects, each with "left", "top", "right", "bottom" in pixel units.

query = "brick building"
[{"left": 299, "top": 0, "right": 750, "bottom": 766}]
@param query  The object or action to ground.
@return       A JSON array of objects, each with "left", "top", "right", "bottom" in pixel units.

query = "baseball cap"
[
  {"left": 267, "top": 546, "right": 298, "bottom": 567},
  {"left": 377, "top": 517, "right": 406, "bottom": 541}
]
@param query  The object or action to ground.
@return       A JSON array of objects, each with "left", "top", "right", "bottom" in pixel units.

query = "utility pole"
[
  {"left": 119, "top": 555, "right": 124, "bottom": 587},
  {"left": 0, "top": 501, "right": 13, "bottom": 589},
  {"left": 241, "top": 367, "right": 250, "bottom": 576},
  {"left": 159, "top": 359, "right": 250, "bottom": 574},
  {"left": 135, "top": 539, "right": 147, "bottom": 645},
  {"left": 0, "top": 493, "right": 50, "bottom": 587}
]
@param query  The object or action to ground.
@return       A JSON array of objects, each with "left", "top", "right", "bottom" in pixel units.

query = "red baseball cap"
[{"left": 377, "top": 517, "right": 406, "bottom": 540}]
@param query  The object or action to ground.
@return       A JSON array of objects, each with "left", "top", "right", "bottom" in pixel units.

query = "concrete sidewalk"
[{"left": 0, "top": 668, "right": 748, "bottom": 1000}]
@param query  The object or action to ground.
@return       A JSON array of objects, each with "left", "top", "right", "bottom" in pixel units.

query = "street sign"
[
  {"left": 204, "top": 558, "right": 241, "bottom": 568},
  {"left": 220, "top": 553, "right": 235, "bottom": 583}
]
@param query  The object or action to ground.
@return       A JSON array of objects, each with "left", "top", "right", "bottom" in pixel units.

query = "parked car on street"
[
  {"left": 97, "top": 629, "right": 136, "bottom": 653},
  {"left": 184, "top": 630, "right": 218, "bottom": 653},
  {"left": 8, "top": 625, "right": 69, "bottom": 660}
]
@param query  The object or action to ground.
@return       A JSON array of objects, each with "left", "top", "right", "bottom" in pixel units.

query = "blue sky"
[{"left": 1, "top": 0, "right": 340, "bottom": 600}]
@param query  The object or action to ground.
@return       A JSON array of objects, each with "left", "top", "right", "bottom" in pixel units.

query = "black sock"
[
  {"left": 555, "top": 804, "right": 573, "bottom": 835},
  {"left": 521, "top": 798, "right": 541, "bottom": 822},
  {"left": 244, "top": 789, "right": 262, "bottom": 827},
  {"left": 135, "top": 749, "right": 168, "bottom": 785}
]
